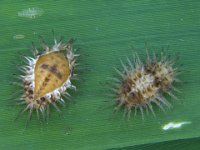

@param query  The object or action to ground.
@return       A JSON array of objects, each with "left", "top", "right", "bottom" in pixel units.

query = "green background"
[{"left": 0, "top": 0, "right": 200, "bottom": 149}]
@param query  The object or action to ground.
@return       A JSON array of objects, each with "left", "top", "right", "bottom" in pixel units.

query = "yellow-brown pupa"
[
  {"left": 112, "top": 50, "right": 180, "bottom": 119},
  {"left": 17, "top": 35, "right": 78, "bottom": 123}
]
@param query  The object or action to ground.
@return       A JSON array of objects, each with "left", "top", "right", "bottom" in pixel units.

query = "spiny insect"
[
  {"left": 15, "top": 34, "right": 79, "bottom": 124},
  {"left": 112, "top": 49, "right": 180, "bottom": 119}
]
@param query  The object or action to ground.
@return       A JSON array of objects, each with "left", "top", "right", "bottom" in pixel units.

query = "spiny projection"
[
  {"left": 112, "top": 50, "right": 180, "bottom": 119},
  {"left": 15, "top": 35, "right": 79, "bottom": 124}
]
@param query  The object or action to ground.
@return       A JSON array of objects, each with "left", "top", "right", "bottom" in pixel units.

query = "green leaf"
[
  {"left": 0, "top": 0, "right": 199, "bottom": 149},
  {"left": 111, "top": 137, "right": 200, "bottom": 150}
]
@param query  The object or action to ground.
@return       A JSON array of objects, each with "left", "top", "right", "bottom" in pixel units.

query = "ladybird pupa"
[
  {"left": 16, "top": 35, "right": 79, "bottom": 123},
  {"left": 112, "top": 49, "right": 180, "bottom": 119}
]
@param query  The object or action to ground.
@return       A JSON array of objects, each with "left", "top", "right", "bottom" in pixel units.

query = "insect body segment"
[{"left": 34, "top": 52, "right": 70, "bottom": 100}]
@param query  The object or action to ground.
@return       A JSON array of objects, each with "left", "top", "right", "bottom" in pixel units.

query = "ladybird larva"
[
  {"left": 112, "top": 49, "right": 180, "bottom": 119},
  {"left": 16, "top": 35, "right": 79, "bottom": 123}
]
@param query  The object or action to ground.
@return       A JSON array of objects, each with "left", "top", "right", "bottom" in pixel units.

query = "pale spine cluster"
[{"left": 113, "top": 52, "right": 179, "bottom": 119}]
